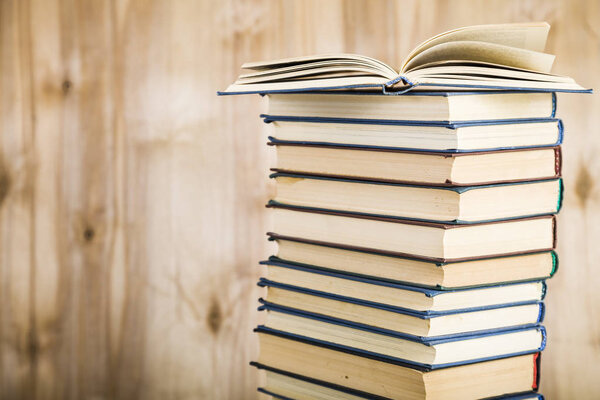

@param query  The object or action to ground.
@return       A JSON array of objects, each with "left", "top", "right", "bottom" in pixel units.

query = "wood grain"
[{"left": 0, "top": 0, "right": 597, "bottom": 399}]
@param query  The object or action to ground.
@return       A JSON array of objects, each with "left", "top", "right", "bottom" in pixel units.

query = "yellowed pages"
[
  {"left": 403, "top": 41, "right": 555, "bottom": 73},
  {"left": 219, "top": 23, "right": 590, "bottom": 93},
  {"left": 238, "top": 60, "right": 393, "bottom": 79},
  {"left": 407, "top": 64, "right": 574, "bottom": 82},
  {"left": 242, "top": 53, "right": 395, "bottom": 73},
  {"left": 235, "top": 66, "right": 390, "bottom": 84},
  {"left": 400, "top": 22, "right": 550, "bottom": 71},
  {"left": 223, "top": 76, "right": 388, "bottom": 93}
]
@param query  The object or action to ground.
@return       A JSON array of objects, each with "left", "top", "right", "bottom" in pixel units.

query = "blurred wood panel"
[{"left": 0, "top": 0, "right": 597, "bottom": 399}]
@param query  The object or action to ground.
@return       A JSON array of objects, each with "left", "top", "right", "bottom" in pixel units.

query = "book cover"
[
  {"left": 258, "top": 298, "right": 545, "bottom": 342},
  {"left": 259, "top": 258, "right": 547, "bottom": 315},
  {"left": 268, "top": 174, "right": 563, "bottom": 224},
  {"left": 269, "top": 145, "right": 563, "bottom": 186},
  {"left": 254, "top": 323, "right": 545, "bottom": 370},
  {"left": 253, "top": 362, "right": 544, "bottom": 400},
  {"left": 267, "top": 204, "right": 557, "bottom": 262}
]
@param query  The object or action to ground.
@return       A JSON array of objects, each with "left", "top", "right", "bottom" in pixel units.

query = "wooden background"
[{"left": 0, "top": 0, "right": 598, "bottom": 399}]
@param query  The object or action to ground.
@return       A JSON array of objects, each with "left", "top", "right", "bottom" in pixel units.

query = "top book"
[{"left": 220, "top": 22, "right": 590, "bottom": 94}]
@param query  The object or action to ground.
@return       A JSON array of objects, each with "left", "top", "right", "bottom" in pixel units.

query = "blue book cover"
[
  {"left": 267, "top": 120, "right": 563, "bottom": 155},
  {"left": 260, "top": 92, "right": 565, "bottom": 154},
  {"left": 257, "top": 297, "right": 545, "bottom": 342},
  {"left": 264, "top": 250, "right": 558, "bottom": 291},
  {"left": 254, "top": 322, "right": 545, "bottom": 371},
  {"left": 264, "top": 115, "right": 563, "bottom": 154},
  {"left": 258, "top": 298, "right": 546, "bottom": 344},
  {"left": 259, "top": 258, "right": 547, "bottom": 315}
]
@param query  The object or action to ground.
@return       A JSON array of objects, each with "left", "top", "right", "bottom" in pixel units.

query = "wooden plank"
[
  {"left": 540, "top": 0, "right": 600, "bottom": 398},
  {"left": 0, "top": 0, "right": 598, "bottom": 399},
  {"left": 0, "top": 0, "right": 36, "bottom": 398}
]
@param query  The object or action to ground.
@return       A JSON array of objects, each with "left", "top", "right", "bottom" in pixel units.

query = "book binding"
[
  {"left": 258, "top": 298, "right": 545, "bottom": 342},
  {"left": 254, "top": 324, "right": 546, "bottom": 371},
  {"left": 266, "top": 117, "right": 564, "bottom": 154}
]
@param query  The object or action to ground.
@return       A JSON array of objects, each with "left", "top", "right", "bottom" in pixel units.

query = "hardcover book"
[
  {"left": 259, "top": 259, "right": 546, "bottom": 314},
  {"left": 263, "top": 91, "right": 556, "bottom": 123},
  {"left": 254, "top": 364, "right": 544, "bottom": 400},
  {"left": 271, "top": 173, "right": 562, "bottom": 223},
  {"left": 257, "top": 305, "right": 546, "bottom": 368},
  {"left": 268, "top": 205, "right": 556, "bottom": 261},
  {"left": 271, "top": 143, "right": 561, "bottom": 186},
  {"left": 264, "top": 114, "right": 563, "bottom": 152},
  {"left": 220, "top": 22, "right": 590, "bottom": 94},
  {"left": 258, "top": 295, "right": 545, "bottom": 339},
  {"left": 254, "top": 333, "right": 541, "bottom": 399},
  {"left": 270, "top": 238, "right": 557, "bottom": 289}
]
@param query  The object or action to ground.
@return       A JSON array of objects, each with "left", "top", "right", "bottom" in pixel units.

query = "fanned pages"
[
  {"left": 220, "top": 22, "right": 590, "bottom": 94},
  {"left": 400, "top": 22, "right": 551, "bottom": 70}
]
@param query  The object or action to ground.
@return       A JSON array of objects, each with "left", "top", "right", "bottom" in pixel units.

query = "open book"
[{"left": 220, "top": 22, "right": 590, "bottom": 94}]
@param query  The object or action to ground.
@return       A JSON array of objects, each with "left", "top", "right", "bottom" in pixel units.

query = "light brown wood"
[{"left": 0, "top": 0, "right": 597, "bottom": 399}]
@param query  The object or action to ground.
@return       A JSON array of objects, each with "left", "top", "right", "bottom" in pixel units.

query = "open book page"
[
  {"left": 242, "top": 54, "right": 396, "bottom": 75},
  {"left": 223, "top": 76, "right": 389, "bottom": 94},
  {"left": 403, "top": 77, "right": 582, "bottom": 91},
  {"left": 400, "top": 22, "right": 550, "bottom": 71},
  {"left": 406, "top": 64, "right": 575, "bottom": 83},
  {"left": 237, "top": 66, "right": 392, "bottom": 84},
  {"left": 403, "top": 41, "right": 555, "bottom": 73},
  {"left": 238, "top": 60, "right": 394, "bottom": 79},
  {"left": 236, "top": 61, "right": 395, "bottom": 84}
]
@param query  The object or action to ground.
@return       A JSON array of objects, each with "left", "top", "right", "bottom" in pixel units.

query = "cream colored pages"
[
  {"left": 242, "top": 53, "right": 395, "bottom": 74},
  {"left": 224, "top": 76, "right": 389, "bottom": 93},
  {"left": 236, "top": 66, "right": 392, "bottom": 84},
  {"left": 220, "top": 22, "right": 590, "bottom": 93},
  {"left": 238, "top": 60, "right": 394, "bottom": 80},
  {"left": 400, "top": 22, "right": 550, "bottom": 71},
  {"left": 406, "top": 76, "right": 583, "bottom": 91},
  {"left": 403, "top": 41, "right": 555, "bottom": 73},
  {"left": 407, "top": 64, "right": 574, "bottom": 82}
]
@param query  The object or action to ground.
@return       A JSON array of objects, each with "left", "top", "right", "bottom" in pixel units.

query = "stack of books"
[{"left": 220, "top": 23, "right": 589, "bottom": 400}]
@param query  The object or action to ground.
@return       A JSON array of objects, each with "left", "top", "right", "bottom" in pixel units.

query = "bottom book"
[
  {"left": 255, "top": 332, "right": 541, "bottom": 400},
  {"left": 254, "top": 363, "right": 543, "bottom": 400}
]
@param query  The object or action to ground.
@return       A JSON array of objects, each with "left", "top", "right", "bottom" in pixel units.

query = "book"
[
  {"left": 258, "top": 307, "right": 545, "bottom": 368},
  {"left": 257, "top": 366, "right": 392, "bottom": 400},
  {"left": 259, "top": 295, "right": 545, "bottom": 338},
  {"left": 255, "top": 365, "right": 544, "bottom": 400},
  {"left": 268, "top": 205, "right": 555, "bottom": 261},
  {"left": 272, "top": 143, "right": 561, "bottom": 186},
  {"left": 264, "top": 92, "right": 555, "bottom": 122},
  {"left": 259, "top": 260, "right": 546, "bottom": 313},
  {"left": 254, "top": 333, "right": 541, "bottom": 399},
  {"left": 271, "top": 173, "right": 562, "bottom": 223},
  {"left": 220, "top": 22, "right": 590, "bottom": 94},
  {"left": 265, "top": 115, "right": 563, "bottom": 152},
  {"left": 271, "top": 239, "right": 556, "bottom": 289}
]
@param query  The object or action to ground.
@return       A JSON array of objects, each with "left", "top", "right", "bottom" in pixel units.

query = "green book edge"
[
  {"left": 268, "top": 254, "right": 558, "bottom": 291},
  {"left": 550, "top": 251, "right": 559, "bottom": 277},
  {"left": 557, "top": 179, "right": 564, "bottom": 212}
]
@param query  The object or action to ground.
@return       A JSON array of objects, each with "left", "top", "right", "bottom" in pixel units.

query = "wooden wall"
[{"left": 0, "top": 0, "right": 597, "bottom": 399}]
